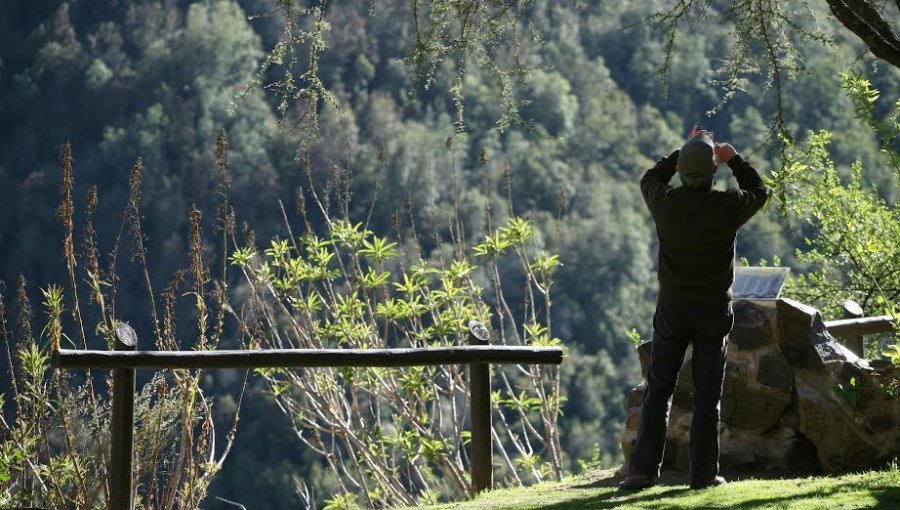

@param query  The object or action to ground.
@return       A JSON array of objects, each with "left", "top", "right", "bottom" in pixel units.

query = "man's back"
[{"left": 640, "top": 150, "right": 768, "bottom": 297}]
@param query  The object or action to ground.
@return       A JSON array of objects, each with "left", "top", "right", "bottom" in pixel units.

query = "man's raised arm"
[
  {"left": 640, "top": 150, "right": 678, "bottom": 215},
  {"left": 716, "top": 143, "right": 769, "bottom": 225}
]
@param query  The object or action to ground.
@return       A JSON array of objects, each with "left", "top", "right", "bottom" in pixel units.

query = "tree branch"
[{"left": 825, "top": 0, "right": 900, "bottom": 68}]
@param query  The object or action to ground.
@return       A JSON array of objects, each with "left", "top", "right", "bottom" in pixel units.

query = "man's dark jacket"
[{"left": 640, "top": 151, "right": 769, "bottom": 300}]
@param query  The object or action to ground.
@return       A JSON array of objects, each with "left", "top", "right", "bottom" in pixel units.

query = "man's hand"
[{"left": 715, "top": 143, "right": 738, "bottom": 165}]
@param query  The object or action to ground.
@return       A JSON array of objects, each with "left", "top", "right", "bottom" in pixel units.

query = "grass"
[{"left": 420, "top": 464, "right": 900, "bottom": 510}]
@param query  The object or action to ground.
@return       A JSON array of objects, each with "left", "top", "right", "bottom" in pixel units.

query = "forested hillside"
[{"left": 1, "top": 1, "right": 898, "bottom": 508}]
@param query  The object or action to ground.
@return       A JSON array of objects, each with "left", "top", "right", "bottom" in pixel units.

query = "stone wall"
[{"left": 621, "top": 298, "right": 899, "bottom": 475}]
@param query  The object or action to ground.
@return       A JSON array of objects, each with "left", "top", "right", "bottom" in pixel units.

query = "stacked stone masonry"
[{"left": 621, "top": 298, "right": 899, "bottom": 475}]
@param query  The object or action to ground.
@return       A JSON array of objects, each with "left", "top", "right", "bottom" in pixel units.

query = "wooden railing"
[
  {"left": 52, "top": 321, "right": 564, "bottom": 510},
  {"left": 824, "top": 314, "right": 895, "bottom": 338},
  {"left": 824, "top": 299, "right": 896, "bottom": 357}
]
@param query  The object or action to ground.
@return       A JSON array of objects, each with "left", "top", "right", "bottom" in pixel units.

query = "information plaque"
[{"left": 733, "top": 267, "right": 790, "bottom": 300}]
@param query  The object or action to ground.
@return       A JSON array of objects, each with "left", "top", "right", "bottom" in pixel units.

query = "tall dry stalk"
[{"left": 0, "top": 137, "right": 248, "bottom": 509}]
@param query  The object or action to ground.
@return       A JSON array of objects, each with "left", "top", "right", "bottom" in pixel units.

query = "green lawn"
[{"left": 420, "top": 465, "right": 900, "bottom": 510}]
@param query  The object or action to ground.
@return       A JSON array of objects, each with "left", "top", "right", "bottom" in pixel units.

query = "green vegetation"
[
  {"left": 0, "top": 0, "right": 898, "bottom": 508},
  {"left": 233, "top": 184, "right": 566, "bottom": 505},
  {"left": 768, "top": 73, "right": 900, "bottom": 359},
  {"left": 774, "top": 74, "right": 900, "bottom": 316},
  {"left": 417, "top": 465, "right": 900, "bottom": 510}
]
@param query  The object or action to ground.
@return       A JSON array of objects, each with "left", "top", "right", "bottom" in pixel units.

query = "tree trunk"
[{"left": 825, "top": 0, "right": 900, "bottom": 69}]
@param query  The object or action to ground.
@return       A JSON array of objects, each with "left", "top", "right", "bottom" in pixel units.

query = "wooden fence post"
[
  {"left": 468, "top": 320, "right": 492, "bottom": 495},
  {"left": 48, "top": 322, "right": 564, "bottom": 506},
  {"left": 842, "top": 300, "right": 865, "bottom": 357},
  {"left": 109, "top": 322, "right": 137, "bottom": 510}
]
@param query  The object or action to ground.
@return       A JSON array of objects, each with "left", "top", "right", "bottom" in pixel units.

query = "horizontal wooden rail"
[
  {"left": 54, "top": 321, "right": 563, "bottom": 509},
  {"left": 824, "top": 315, "right": 895, "bottom": 338},
  {"left": 53, "top": 345, "right": 563, "bottom": 370}
]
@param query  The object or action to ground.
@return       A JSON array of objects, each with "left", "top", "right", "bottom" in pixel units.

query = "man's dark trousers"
[{"left": 629, "top": 291, "right": 733, "bottom": 484}]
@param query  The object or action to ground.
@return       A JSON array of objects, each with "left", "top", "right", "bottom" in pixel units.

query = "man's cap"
[{"left": 678, "top": 136, "right": 715, "bottom": 187}]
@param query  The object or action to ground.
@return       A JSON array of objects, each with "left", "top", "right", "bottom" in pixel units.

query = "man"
[{"left": 620, "top": 127, "right": 769, "bottom": 490}]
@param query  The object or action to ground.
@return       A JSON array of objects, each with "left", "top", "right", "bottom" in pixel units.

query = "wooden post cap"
[
  {"left": 115, "top": 321, "right": 138, "bottom": 349},
  {"left": 842, "top": 300, "right": 864, "bottom": 318},
  {"left": 468, "top": 321, "right": 490, "bottom": 344}
]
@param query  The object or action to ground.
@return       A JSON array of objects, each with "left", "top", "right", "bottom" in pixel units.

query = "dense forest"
[{"left": 1, "top": 0, "right": 898, "bottom": 508}]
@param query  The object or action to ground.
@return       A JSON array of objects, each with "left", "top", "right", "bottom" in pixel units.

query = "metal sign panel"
[{"left": 733, "top": 267, "right": 790, "bottom": 300}]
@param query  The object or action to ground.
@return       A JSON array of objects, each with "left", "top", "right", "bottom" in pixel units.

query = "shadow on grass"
[
  {"left": 872, "top": 487, "right": 900, "bottom": 509},
  {"left": 537, "top": 487, "right": 690, "bottom": 510},
  {"left": 538, "top": 473, "right": 900, "bottom": 510},
  {"left": 708, "top": 485, "right": 900, "bottom": 510}
]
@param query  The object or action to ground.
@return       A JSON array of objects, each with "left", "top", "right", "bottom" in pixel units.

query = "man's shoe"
[
  {"left": 690, "top": 475, "right": 727, "bottom": 490},
  {"left": 618, "top": 474, "right": 655, "bottom": 491}
]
